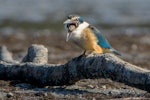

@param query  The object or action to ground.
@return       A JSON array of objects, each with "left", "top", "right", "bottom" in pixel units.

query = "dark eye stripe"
[{"left": 68, "top": 15, "right": 72, "bottom": 19}]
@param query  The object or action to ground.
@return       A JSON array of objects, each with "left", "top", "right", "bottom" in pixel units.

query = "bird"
[{"left": 63, "top": 15, "right": 120, "bottom": 55}]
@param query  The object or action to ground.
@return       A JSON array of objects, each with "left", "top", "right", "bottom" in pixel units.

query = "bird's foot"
[{"left": 78, "top": 50, "right": 87, "bottom": 58}]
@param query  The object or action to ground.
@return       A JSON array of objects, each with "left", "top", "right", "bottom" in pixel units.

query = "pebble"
[
  {"left": 102, "top": 85, "right": 106, "bottom": 89},
  {"left": 34, "top": 92, "right": 47, "bottom": 97},
  {"left": 6, "top": 92, "right": 13, "bottom": 98}
]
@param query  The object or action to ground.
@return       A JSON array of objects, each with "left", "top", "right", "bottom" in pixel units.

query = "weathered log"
[
  {"left": 0, "top": 45, "right": 150, "bottom": 92},
  {"left": 0, "top": 46, "right": 15, "bottom": 63},
  {"left": 22, "top": 44, "right": 48, "bottom": 64}
]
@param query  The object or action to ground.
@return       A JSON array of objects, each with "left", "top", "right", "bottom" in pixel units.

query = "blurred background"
[
  {"left": 0, "top": 0, "right": 150, "bottom": 67},
  {"left": 0, "top": 0, "right": 150, "bottom": 99}
]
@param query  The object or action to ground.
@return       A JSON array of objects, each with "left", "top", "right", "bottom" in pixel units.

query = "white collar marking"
[{"left": 72, "top": 21, "right": 89, "bottom": 38}]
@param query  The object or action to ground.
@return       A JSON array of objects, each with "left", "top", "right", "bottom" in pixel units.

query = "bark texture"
[{"left": 0, "top": 44, "right": 150, "bottom": 92}]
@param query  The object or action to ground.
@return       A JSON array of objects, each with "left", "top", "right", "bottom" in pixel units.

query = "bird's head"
[{"left": 63, "top": 15, "right": 84, "bottom": 41}]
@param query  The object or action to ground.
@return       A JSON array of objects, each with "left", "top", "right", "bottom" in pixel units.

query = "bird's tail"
[{"left": 110, "top": 48, "right": 121, "bottom": 56}]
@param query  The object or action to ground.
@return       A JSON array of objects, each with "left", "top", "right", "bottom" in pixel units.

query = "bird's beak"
[{"left": 63, "top": 19, "right": 72, "bottom": 24}]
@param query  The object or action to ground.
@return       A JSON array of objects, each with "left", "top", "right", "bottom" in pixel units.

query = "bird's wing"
[{"left": 89, "top": 25, "right": 112, "bottom": 49}]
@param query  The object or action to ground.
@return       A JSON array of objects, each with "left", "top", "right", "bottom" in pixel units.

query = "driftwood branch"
[{"left": 0, "top": 44, "right": 150, "bottom": 92}]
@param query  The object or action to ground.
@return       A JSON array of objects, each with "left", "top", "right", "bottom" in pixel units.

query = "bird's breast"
[
  {"left": 70, "top": 28, "right": 98, "bottom": 51},
  {"left": 69, "top": 31, "right": 84, "bottom": 48}
]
